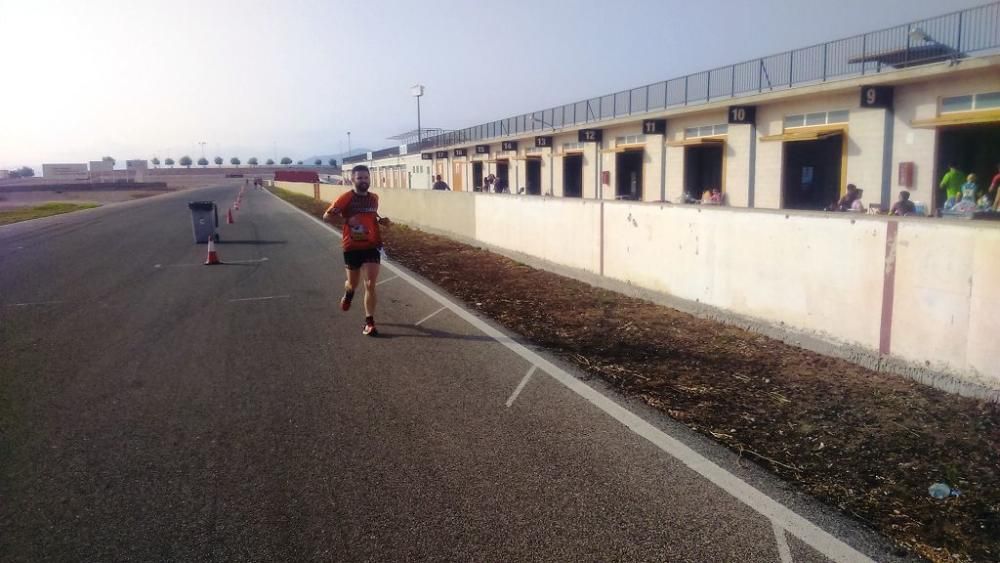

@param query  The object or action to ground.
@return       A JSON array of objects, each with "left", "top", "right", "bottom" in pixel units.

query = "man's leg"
[
  {"left": 341, "top": 266, "right": 361, "bottom": 311},
  {"left": 361, "top": 262, "right": 380, "bottom": 317}
]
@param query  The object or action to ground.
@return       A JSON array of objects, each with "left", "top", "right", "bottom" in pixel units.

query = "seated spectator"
[
  {"left": 849, "top": 188, "right": 865, "bottom": 212},
  {"left": 835, "top": 184, "right": 860, "bottom": 211},
  {"left": 702, "top": 188, "right": 722, "bottom": 205},
  {"left": 889, "top": 190, "right": 916, "bottom": 216},
  {"left": 951, "top": 174, "right": 979, "bottom": 213}
]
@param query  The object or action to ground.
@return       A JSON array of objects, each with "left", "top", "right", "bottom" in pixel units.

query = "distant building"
[
  {"left": 0, "top": 170, "right": 9, "bottom": 180},
  {"left": 89, "top": 160, "right": 113, "bottom": 173},
  {"left": 42, "top": 163, "right": 89, "bottom": 181},
  {"left": 126, "top": 159, "right": 149, "bottom": 182}
]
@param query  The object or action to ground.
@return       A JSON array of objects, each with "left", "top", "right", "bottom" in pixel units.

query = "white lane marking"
[
  {"left": 270, "top": 182, "right": 875, "bottom": 563},
  {"left": 774, "top": 521, "right": 794, "bottom": 563},
  {"left": 376, "top": 275, "right": 398, "bottom": 286},
  {"left": 414, "top": 305, "right": 446, "bottom": 327},
  {"left": 228, "top": 295, "right": 290, "bottom": 303},
  {"left": 4, "top": 300, "right": 66, "bottom": 307},
  {"left": 224, "top": 257, "right": 269, "bottom": 265},
  {"left": 506, "top": 365, "right": 537, "bottom": 407}
]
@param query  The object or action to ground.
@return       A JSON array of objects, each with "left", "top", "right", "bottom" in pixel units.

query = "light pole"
[
  {"left": 198, "top": 141, "right": 206, "bottom": 160},
  {"left": 347, "top": 131, "right": 352, "bottom": 157},
  {"left": 411, "top": 85, "right": 425, "bottom": 144}
]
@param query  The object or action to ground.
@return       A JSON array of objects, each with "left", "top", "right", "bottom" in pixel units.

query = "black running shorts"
[{"left": 343, "top": 248, "right": 381, "bottom": 270}]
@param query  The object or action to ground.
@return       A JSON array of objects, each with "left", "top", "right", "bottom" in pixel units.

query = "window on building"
[
  {"left": 562, "top": 142, "right": 584, "bottom": 151},
  {"left": 615, "top": 134, "right": 646, "bottom": 146},
  {"left": 784, "top": 110, "right": 848, "bottom": 129},
  {"left": 941, "top": 91, "right": 1000, "bottom": 113},
  {"left": 683, "top": 124, "right": 728, "bottom": 138}
]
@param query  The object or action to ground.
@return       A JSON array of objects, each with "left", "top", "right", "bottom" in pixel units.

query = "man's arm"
[{"left": 323, "top": 192, "right": 352, "bottom": 225}]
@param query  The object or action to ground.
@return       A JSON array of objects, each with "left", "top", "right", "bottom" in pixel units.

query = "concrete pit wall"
[{"left": 274, "top": 180, "right": 1000, "bottom": 396}]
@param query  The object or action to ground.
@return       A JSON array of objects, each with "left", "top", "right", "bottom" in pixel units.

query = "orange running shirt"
[{"left": 325, "top": 190, "right": 381, "bottom": 251}]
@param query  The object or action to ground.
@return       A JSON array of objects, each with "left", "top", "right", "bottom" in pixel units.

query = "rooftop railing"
[{"left": 345, "top": 1, "right": 999, "bottom": 165}]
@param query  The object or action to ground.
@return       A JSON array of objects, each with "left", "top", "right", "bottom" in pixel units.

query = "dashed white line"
[
  {"left": 506, "top": 365, "right": 537, "bottom": 407},
  {"left": 414, "top": 305, "right": 446, "bottom": 327},
  {"left": 270, "top": 179, "right": 876, "bottom": 563},
  {"left": 774, "top": 521, "right": 794, "bottom": 563},
  {"left": 376, "top": 275, "right": 399, "bottom": 286},
  {"left": 4, "top": 300, "right": 66, "bottom": 307},
  {"left": 223, "top": 257, "right": 269, "bottom": 265},
  {"left": 227, "top": 295, "right": 290, "bottom": 303}
]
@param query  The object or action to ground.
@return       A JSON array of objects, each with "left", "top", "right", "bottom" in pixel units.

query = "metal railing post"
[
  {"left": 645, "top": 85, "right": 650, "bottom": 112},
  {"left": 706, "top": 72, "right": 712, "bottom": 102},
  {"left": 788, "top": 51, "right": 794, "bottom": 86},
  {"left": 684, "top": 75, "right": 689, "bottom": 105},
  {"left": 956, "top": 11, "right": 964, "bottom": 53},
  {"left": 822, "top": 43, "right": 828, "bottom": 81},
  {"left": 758, "top": 60, "right": 763, "bottom": 93},
  {"left": 861, "top": 33, "right": 867, "bottom": 75},
  {"left": 730, "top": 65, "right": 736, "bottom": 96}
]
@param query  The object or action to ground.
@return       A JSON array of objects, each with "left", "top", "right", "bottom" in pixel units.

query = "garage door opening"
[
  {"left": 526, "top": 158, "right": 542, "bottom": 195},
  {"left": 472, "top": 161, "right": 484, "bottom": 191},
  {"left": 452, "top": 162, "right": 464, "bottom": 192},
  {"left": 935, "top": 124, "right": 1000, "bottom": 208},
  {"left": 782, "top": 133, "right": 844, "bottom": 211},
  {"left": 563, "top": 154, "right": 583, "bottom": 198},
  {"left": 496, "top": 160, "right": 510, "bottom": 193},
  {"left": 684, "top": 143, "right": 723, "bottom": 201},
  {"left": 615, "top": 149, "right": 643, "bottom": 200}
]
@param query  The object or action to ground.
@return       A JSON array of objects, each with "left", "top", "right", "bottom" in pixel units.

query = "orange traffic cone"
[
  {"left": 227, "top": 208, "right": 234, "bottom": 224},
  {"left": 204, "top": 237, "right": 221, "bottom": 265},
  {"left": 234, "top": 200, "right": 240, "bottom": 210}
]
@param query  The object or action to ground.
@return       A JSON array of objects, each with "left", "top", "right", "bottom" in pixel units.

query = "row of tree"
[
  {"left": 5, "top": 166, "right": 35, "bottom": 178},
  {"left": 149, "top": 157, "right": 337, "bottom": 169}
]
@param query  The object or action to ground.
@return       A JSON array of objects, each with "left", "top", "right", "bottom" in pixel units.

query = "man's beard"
[{"left": 355, "top": 182, "right": 370, "bottom": 193}]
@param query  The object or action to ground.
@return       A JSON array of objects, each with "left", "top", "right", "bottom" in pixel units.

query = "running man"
[{"left": 322, "top": 165, "right": 391, "bottom": 336}]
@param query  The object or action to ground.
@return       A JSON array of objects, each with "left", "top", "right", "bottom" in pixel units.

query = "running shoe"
[
  {"left": 362, "top": 322, "right": 379, "bottom": 337},
  {"left": 340, "top": 290, "right": 354, "bottom": 311}
]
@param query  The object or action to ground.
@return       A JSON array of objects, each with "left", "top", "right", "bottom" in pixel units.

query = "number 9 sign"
[{"left": 860, "top": 86, "right": 893, "bottom": 109}]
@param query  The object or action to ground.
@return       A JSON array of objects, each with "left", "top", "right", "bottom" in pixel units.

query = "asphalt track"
[{"left": 0, "top": 185, "right": 912, "bottom": 562}]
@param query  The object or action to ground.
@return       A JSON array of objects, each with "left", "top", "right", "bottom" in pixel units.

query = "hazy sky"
[{"left": 0, "top": 0, "right": 988, "bottom": 168}]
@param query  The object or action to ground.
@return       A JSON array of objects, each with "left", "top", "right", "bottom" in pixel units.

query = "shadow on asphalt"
[{"left": 375, "top": 323, "right": 495, "bottom": 342}]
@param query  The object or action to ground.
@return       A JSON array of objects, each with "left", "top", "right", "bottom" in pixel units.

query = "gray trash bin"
[{"left": 188, "top": 201, "right": 219, "bottom": 243}]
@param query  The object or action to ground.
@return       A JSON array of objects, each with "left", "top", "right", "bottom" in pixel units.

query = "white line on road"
[
  {"left": 376, "top": 275, "right": 398, "bottom": 286},
  {"left": 4, "top": 300, "right": 66, "bottom": 307},
  {"left": 271, "top": 181, "right": 875, "bottom": 563},
  {"left": 414, "top": 305, "right": 446, "bottom": 326},
  {"left": 223, "top": 257, "right": 269, "bottom": 265},
  {"left": 506, "top": 365, "right": 537, "bottom": 407},
  {"left": 773, "top": 521, "right": 794, "bottom": 563},
  {"left": 228, "top": 295, "right": 290, "bottom": 303}
]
